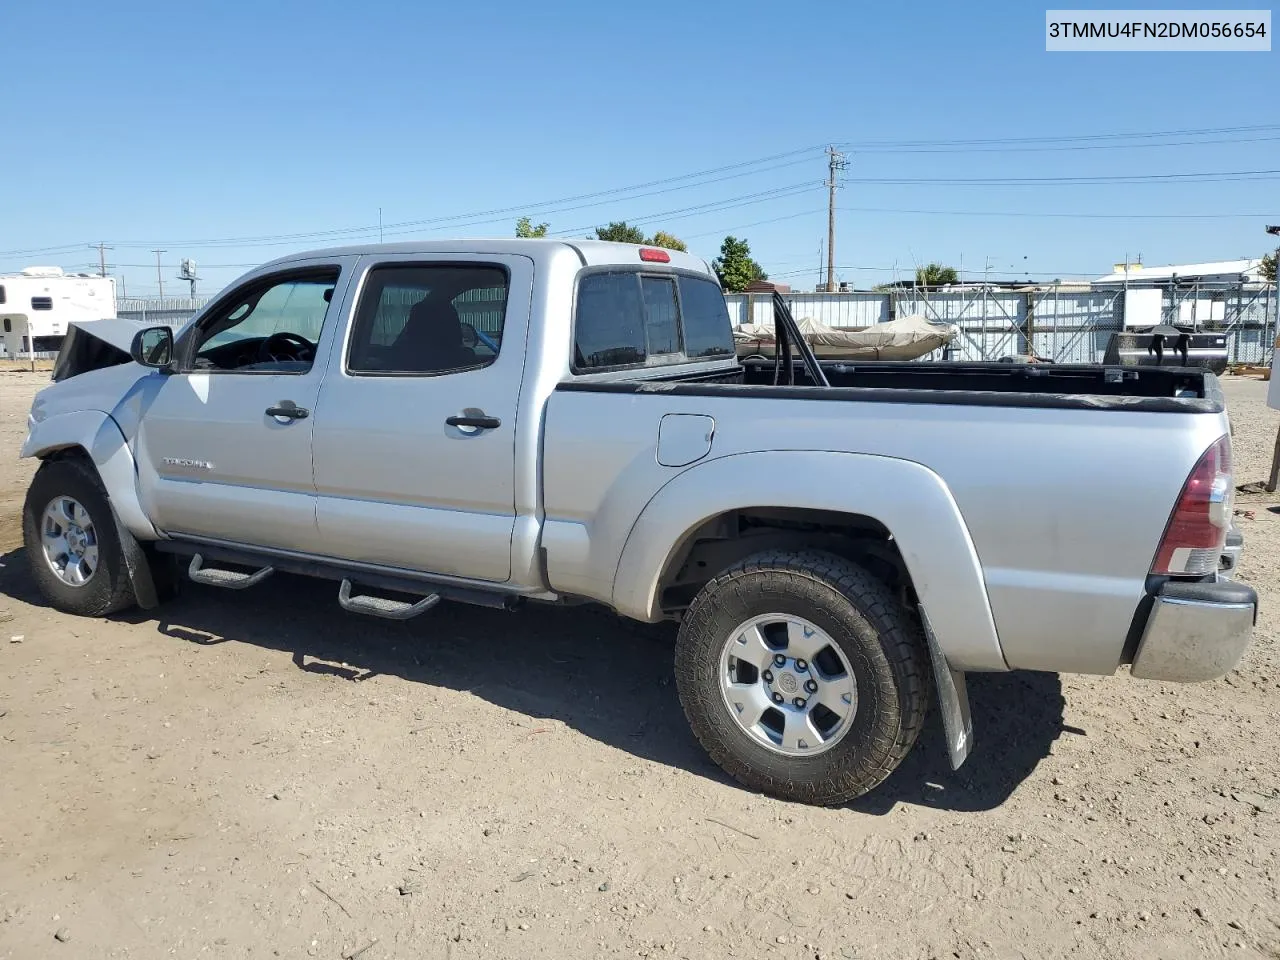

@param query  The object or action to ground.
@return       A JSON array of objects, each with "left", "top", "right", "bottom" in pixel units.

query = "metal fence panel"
[{"left": 117, "top": 296, "right": 213, "bottom": 328}]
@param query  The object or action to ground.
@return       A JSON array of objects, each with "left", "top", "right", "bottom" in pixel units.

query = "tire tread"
[
  {"left": 22, "top": 456, "right": 138, "bottom": 617},
  {"left": 674, "top": 548, "right": 928, "bottom": 806}
]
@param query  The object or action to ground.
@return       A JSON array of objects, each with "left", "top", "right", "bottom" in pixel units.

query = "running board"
[
  {"left": 188, "top": 554, "right": 274, "bottom": 590},
  {"left": 338, "top": 579, "right": 440, "bottom": 620},
  {"left": 154, "top": 539, "right": 519, "bottom": 611}
]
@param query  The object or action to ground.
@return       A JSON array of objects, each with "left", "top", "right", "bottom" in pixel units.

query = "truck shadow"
[{"left": 0, "top": 551, "right": 1065, "bottom": 813}]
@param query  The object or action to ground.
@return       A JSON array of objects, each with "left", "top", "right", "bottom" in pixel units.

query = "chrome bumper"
[{"left": 1131, "top": 580, "right": 1257, "bottom": 682}]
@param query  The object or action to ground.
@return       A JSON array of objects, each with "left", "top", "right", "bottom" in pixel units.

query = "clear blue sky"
[{"left": 1, "top": 0, "right": 1276, "bottom": 295}]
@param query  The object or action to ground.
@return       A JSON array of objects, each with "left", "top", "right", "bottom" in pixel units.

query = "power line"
[
  {"left": 682, "top": 208, "right": 830, "bottom": 240},
  {"left": 0, "top": 242, "right": 96, "bottom": 258},
  {"left": 842, "top": 168, "right": 1280, "bottom": 186},
  {"left": 104, "top": 150, "right": 829, "bottom": 250},
  {"left": 842, "top": 133, "right": 1280, "bottom": 155},
  {"left": 548, "top": 183, "right": 823, "bottom": 237},
  {"left": 6, "top": 124, "right": 1280, "bottom": 259},
  {"left": 837, "top": 122, "right": 1280, "bottom": 149},
  {"left": 837, "top": 206, "right": 1280, "bottom": 219}
]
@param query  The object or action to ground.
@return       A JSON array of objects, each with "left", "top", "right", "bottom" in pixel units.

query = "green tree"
[
  {"left": 1262, "top": 252, "right": 1277, "bottom": 283},
  {"left": 712, "top": 236, "right": 767, "bottom": 292},
  {"left": 594, "top": 221, "right": 647, "bottom": 244},
  {"left": 915, "top": 263, "right": 959, "bottom": 286},
  {"left": 515, "top": 216, "right": 549, "bottom": 238},
  {"left": 647, "top": 230, "right": 687, "bottom": 252}
]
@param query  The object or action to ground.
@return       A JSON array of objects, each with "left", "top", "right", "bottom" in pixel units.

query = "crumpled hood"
[{"left": 23, "top": 361, "right": 154, "bottom": 457}]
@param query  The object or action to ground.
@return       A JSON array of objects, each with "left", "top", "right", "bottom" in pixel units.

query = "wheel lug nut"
[
  {"left": 793, "top": 697, "right": 806, "bottom": 708},
  {"left": 795, "top": 659, "right": 808, "bottom": 671},
  {"left": 772, "top": 692, "right": 784, "bottom": 704},
  {"left": 805, "top": 679, "right": 818, "bottom": 693},
  {"left": 762, "top": 670, "right": 774, "bottom": 682},
  {"left": 773, "top": 654, "right": 786, "bottom": 667}
]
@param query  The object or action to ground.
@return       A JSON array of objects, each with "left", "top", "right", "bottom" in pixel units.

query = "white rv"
[{"left": 0, "top": 267, "right": 116, "bottom": 358}]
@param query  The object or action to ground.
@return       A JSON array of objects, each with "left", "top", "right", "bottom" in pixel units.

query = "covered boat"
[{"left": 734, "top": 313, "right": 958, "bottom": 361}]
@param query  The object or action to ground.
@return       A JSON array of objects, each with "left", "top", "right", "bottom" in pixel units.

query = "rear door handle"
[
  {"left": 446, "top": 414, "right": 501, "bottom": 430},
  {"left": 266, "top": 401, "right": 309, "bottom": 422}
]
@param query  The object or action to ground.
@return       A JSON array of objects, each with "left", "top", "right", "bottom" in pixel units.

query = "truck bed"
[{"left": 564, "top": 360, "right": 1222, "bottom": 414}]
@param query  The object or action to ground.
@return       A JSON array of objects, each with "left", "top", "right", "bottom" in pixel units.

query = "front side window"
[
  {"left": 348, "top": 264, "right": 508, "bottom": 375},
  {"left": 190, "top": 269, "right": 339, "bottom": 373}
]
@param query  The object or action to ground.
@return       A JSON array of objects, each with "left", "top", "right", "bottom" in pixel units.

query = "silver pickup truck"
[{"left": 20, "top": 239, "right": 1256, "bottom": 806}]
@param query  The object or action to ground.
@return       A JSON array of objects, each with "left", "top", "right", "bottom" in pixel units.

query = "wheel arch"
[
  {"left": 23, "top": 410, "right": 157, "bottom": 540},
  {"left": 611, "top": 450, "right": 1007, "bottom": 672}
]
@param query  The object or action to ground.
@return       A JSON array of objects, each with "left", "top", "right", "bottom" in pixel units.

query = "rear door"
[{"left": 310, "top": 254, "right": 533, "bottom": 581}]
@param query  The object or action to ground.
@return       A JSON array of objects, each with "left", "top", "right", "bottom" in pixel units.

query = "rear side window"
[
  {"left": 348, "top": 263, "right": 508, "bottom": 375},
  {"left": 0, "top": 285, "right": 6, "bottom": 304},
  {"left": 31, "top": 296, "right": 53, "bottom": 310},
  {"left": 573, "top": 270, "right": 732, "bottom": 372},
  {"left": 677, "top": 275, "right": 734, "bottom": 359}
]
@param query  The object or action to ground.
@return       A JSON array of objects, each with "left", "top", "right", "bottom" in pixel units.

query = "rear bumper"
[
  {"left": 1131, "top": 580, "right": 1257, "bottom": 682},
  {"left": 1219, "top": 526, "right": 1244, "bottom": 578}
]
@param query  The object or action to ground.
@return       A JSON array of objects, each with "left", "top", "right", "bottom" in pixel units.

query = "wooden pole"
[
  {"left": 1270, "top": 331, "right": 1280, "bottom": 493},
  {"left": 1266, "top": 424, "right": 1280, "bottom": 493}
]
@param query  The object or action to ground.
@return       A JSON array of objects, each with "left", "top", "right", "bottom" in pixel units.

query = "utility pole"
[
  {"left": 1122, "top": 252, "right": 1130, "bottom": 328},
  {"left": 825, "top": 146, "right": 847, "bottom": 293},
  {"left": 152, "top": 250, "right": 166, "bottom": 299},
  {"left": 379, "top": 207, "right": 384, "bottom": 244},
  {"left": 89, "top": 242, "right": 113, "bottom": 277}
]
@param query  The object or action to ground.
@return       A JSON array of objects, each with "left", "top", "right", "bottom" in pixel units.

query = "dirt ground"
[{"left": 1, "top": 370, "right": 1278, "bottom": 960}]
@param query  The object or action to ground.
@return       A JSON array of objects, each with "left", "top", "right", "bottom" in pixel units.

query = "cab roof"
[{"left": 263, "top": 238, "right": 716, "bottom": 276}]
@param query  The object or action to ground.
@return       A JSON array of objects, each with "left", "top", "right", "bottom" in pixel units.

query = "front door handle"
[
  {"left": 266, "top": 401, "right": 309, "bottom": 422},
  {"left": 446, "top": 414, "right": 501, "bottom": 430}
]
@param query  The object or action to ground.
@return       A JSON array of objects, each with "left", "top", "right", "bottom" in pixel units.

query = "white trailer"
[{"left": 0, "top": 267, "right": 116, "bottom": 358}]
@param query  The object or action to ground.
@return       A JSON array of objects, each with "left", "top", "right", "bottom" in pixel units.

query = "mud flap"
[
  {"left": 919, "top": 605, "right": 973, "bottom": 770},
  {"left": 111, "top": 505, "right": 160, "bottom": 610}
]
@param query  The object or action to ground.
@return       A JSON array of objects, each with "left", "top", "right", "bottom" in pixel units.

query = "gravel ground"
[{"left": 0, "top": 370, "right": 1277, "bottom": 960}]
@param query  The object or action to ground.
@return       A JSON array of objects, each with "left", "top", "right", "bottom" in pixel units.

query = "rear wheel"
[
  {"left": 22, "top": 459, "right": 137, "bottom": 617},
  {"left": 674, "top": 549, "right": 927, "bottom": 805}
]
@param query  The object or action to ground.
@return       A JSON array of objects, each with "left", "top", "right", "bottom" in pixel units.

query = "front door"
[
  {"left": 311, "top": 254, "right": 532, "bottom": 582},
  {"left": 134, "top": 263, "right": 351, "bottom": 553}
]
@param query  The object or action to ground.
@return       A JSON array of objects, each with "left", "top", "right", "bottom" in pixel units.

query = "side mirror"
[{"left": 131, "top": 326, "right": 174, "bottom": 368}]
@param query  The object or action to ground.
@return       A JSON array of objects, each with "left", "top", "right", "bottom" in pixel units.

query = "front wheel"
[
  {"left": 22, "top": 459, "right": 138, "bottom": 617},
  {"left": 674, "top": 549, "right": 928, "bottom": 805}
]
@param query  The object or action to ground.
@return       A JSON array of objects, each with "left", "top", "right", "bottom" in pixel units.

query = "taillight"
[
  {"left": 1151, "top": 435, "right": 1233, "bottom": 576},
  {"left": 639, "top": 247, "right": 671, "bottom": 263}
]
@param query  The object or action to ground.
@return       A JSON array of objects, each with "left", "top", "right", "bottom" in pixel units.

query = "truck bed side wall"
[{"left": 541, "top": 386, "right": 1228, "bottom": 676}]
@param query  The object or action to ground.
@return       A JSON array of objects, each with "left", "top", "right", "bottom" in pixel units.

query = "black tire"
[
  {"left": 674, "top": 549, "right": 928, "bottom": 806},
  {"left": 22, "top": 458, "right": 138, "bottom": 617}
]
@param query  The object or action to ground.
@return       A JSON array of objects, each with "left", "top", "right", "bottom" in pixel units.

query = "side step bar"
[
  {"left": 155, "top": 539, "right": 518, "bottom": 612},
  {"left": 338, "top": 579, "right": 439, "bottom": 620},
  {"left": 188, "top": 554, "right": 274, "bottom": 590}
]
